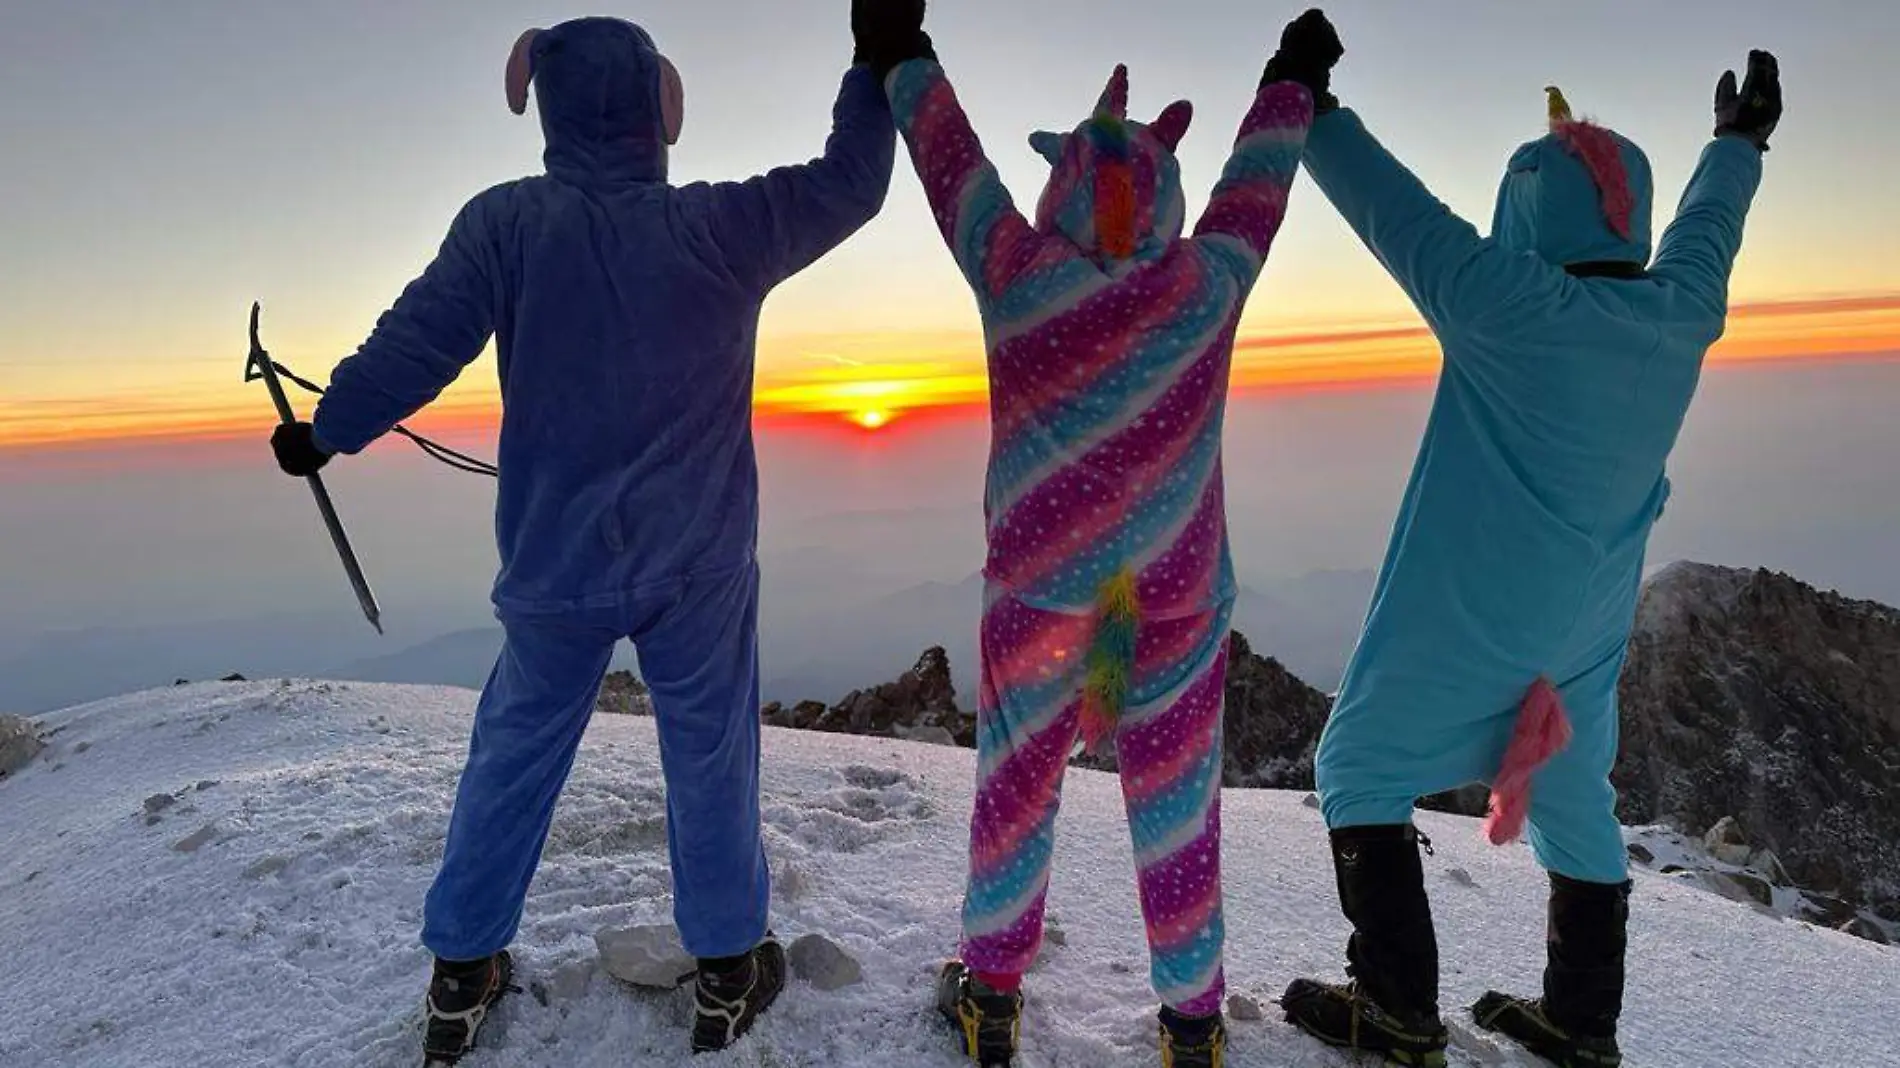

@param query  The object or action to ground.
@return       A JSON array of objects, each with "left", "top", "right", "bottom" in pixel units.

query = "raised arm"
[
  {"left": 1649, "top": 52, "right": 1778, "bottom": 319},
  {"left": 1192, "top": 80, "right": 1314, "bottom": 284},
  {"left": 311, "top": 193, "right": 502, "bottom": 456},
  {"left": 885, "top": 57, "right": 1044, "bottom": 301},
  {"left": 703, "top": 66, "right": 896, "bottom": 294},
  {"left": 1302, "top": 107, "right": 1558, "bottom": 333},
  {"left": 1648, "top": 139, "right": 1763, "bottom": 317}
]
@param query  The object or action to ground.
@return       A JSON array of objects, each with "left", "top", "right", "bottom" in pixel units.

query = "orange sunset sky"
[{"left": 4, "top": 294, "right": 1897, "bottom": 451}]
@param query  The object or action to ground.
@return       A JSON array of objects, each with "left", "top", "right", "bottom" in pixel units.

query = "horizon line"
[{"left": 5, "top": 291, "right": 1899, "bottom": 453}]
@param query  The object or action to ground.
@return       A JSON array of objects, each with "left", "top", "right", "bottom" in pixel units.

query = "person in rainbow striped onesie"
[{"left": 862, "top": 4, "right": 1330, "bottom": 1065}]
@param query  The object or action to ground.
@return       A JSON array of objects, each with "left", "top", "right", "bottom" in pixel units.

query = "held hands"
[
  {"left": 853, "top": 0, "right": 935, "bottom": 81},
  {"left": 1715, "top": 50, "right": 1782, "bottom": 151},
  {"left": 272, "top": 422, "right": 332, "bottom": 477},
  {"left": 1263, "top": 8, "right": 1345, "bottom": 112}
]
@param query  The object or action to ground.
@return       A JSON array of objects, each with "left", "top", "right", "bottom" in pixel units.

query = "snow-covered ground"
[{"left": 2, "top": 682, "right": 1895, "bottom": 1067}]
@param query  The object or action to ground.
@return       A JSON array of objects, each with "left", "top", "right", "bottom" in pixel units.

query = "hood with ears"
[
  {"left": 1029, "top": 65, "right": 1193, "bottom": 261},
  {"left": 1491, "top": 87, "right": 1655, "bottom": 267},
  {"left": 505, "top": 17, "right": 685, "bottom": 185}
]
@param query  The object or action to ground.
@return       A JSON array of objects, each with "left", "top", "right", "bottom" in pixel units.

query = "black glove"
[
  {"left": 1262, "top": 8, "right": 1344, "bottom": 112},
  {"left": 271, "top": 422, "right": 332, "bottom": 477},
  {"left": 853, "top": 0, "right": 935, "bottom": 81},
  {"left": 1715, "top": 49, "right": 1781, "bottom": 151}
]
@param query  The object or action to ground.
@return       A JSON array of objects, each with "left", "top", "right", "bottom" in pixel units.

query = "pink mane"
[{"left": 1552, "top": 120, "right": 1634, "bottom": 241}]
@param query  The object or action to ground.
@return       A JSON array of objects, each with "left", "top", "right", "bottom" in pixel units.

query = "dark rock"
[
  {"left": 172, "top": 822, "right": 220, "bottom": 853},
  {"left": 1420, "top": 785, "right": 1491, "bottom": 818},
  {"left": 595, "top": 671, "right": 653, "bottom": 716},
  {"left": 1081, "top": 632, "right": 1338, "bottom": 789},
  {"left": 1, "top": 715, "right": 46, "bottom": 781},
  {"left": 798, "top": 648, "right": 974, "bottom": 747},
  {"left": 1219, "top": 632, "right": 1335, "bottom": 789},
  {"left": 788, "top": 934, "right": 863, "bottom": 991},
  {"left": 1799, "top": 893, "right": 1860, "bottom": 929},
  {"left": 219, "top": 673, "right": 247, "bottom": 683},
  {"left": 1708, "top": 871, "right": 1775, "bottom": 908},
  {"left": 788, "top": 701, "right": 829, "bottom": 729},
  {"left": 1627, "top": 843, "right": 1656, "bottom": 865},
  {"left": 1837, "top": 917, "right": 1891, "bottom": 946},
  {"left": 1614, "top": 563, "right": 1900, "bottom": 914}
]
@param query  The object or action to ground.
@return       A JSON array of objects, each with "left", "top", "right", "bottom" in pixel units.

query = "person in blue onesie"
[
  {"left": 266, "top": 12, "right": 897, "bottom": 1064},
  {"left": 1267, "top": 12, "right": 1783, "bottom": 1068}
]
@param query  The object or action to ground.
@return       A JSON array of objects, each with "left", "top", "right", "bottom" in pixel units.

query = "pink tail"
[{"left": 1482, "top": 677, "right": 1572, "bottom": 846}]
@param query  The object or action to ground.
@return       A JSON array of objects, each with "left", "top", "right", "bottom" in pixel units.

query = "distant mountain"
[
  {"left": 1232, "top": 568, "right": 1375, "bottom": 692},
  {"left": 0, "top": 613, "right": 398, "bottom": 713},
  {"left": 327, "top": 627, "right": 639, "bottom": 688},
  {"left": 1616, "top": 561, "right": 1900, "bottom": 915},
  {"left": 761, "top": 573, "right": 983, "bottom": 706},
  {"left": 326, "top": 627, "right": 504, "bottom": 688}
]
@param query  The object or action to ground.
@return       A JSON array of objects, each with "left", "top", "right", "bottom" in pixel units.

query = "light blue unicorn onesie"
[{"left": 1307, "top": 90, "right": 1766, "bottom": 884}]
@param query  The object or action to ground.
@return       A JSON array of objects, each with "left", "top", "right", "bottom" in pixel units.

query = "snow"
[
  {"left": 1630, "top": 559, "right": 1751, "bottom": 638},
  {"left": 2, "top": 681, "right": 1896, "bottom": 1067}
]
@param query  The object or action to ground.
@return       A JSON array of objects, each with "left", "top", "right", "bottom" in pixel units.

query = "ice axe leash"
[{"left": 244, "top": 304, "right": 500, "bottom": 632}]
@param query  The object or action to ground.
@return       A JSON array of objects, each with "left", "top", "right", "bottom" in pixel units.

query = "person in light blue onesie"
[
  {"left": 1270, "top": 12, "right": 1783, "bottom": 1068},
  {"left": 266, "top": 13, "right": 894, "bottom": 1063}
]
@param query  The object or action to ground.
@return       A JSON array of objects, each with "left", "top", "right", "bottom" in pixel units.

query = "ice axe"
[{"left": 244, "top": 302, "right": 384, "bottom": 634}]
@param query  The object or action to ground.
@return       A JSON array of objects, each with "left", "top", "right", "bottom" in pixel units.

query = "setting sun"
[{"left": 851, "top": 409, "right": 894, "bottom": 430}]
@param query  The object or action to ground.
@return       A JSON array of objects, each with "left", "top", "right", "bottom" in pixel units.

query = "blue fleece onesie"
[
  {"left": 1302, "top": 106, "right": 1764, "bottom": 884},
  {"left": 308, "top": 17, "right": 895, "bottom": 959}
]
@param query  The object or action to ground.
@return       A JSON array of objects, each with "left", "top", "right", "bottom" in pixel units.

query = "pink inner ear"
[
  {"left": 505, "top": 29, "right": 540, "bottom": 115},
  {"left": 1151, "top": 100, "right": 1193, "bottom": 152},
  {"left": 658, "top": 55, "right": 685, "bottom": 145}
]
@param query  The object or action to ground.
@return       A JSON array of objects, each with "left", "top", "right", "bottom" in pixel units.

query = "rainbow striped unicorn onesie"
[{"left": 887, "top": 59, "right": 1313, "bottom": 1015}]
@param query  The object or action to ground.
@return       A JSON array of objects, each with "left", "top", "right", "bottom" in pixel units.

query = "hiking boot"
[
  {"left": 1280, "top": 978, "right": 1448, "bottom": 1066},
  {"left": 1282, "top": 824, "right": 1448, "bottom": 1065},
  {"left": 1473, "top": 873, "right": 1631, "bottom": 1067},
  {"left": 937, "top": 961, "right": 1022, "bottom": 1067},
  {"left": 1158, "top": 1005, "right": 1227, "bottom": 1068},
  {"left": 422, "top": 951, "right": 516, "bottom": 1066},
  {"left": 691, "top": 934, "right": 787, "bottom": 1054},
  {"left": 1472, "top": 993, "right": 1621, "bottom": 1066}
]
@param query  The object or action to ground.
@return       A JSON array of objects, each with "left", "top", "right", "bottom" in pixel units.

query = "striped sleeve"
[
  {"left": 887, "top": 59, "right": 1044, "bottom": 301},
  {"left": 1193, "top": 81, "right": 1314, "bottom": 283}
]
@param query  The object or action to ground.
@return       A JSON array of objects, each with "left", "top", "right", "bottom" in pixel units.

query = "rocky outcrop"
[
  {"left": 1220, "top": 632, "right": 1333, "bottom": 788},
  {"left": 763, "top": 647, "right": 973, "bottom": 747},
  {"left": 1, "top": 714, "right": 45, "bottom": 782},
  {"left": 595, "top": 671, "right": 654, "bottom": 717},
  {"left": 1624, "top": 822, "right": 1897, "bottom": 946},
  {"left": 1614, "top": 563, "right": 1900, "bottom": 912}
]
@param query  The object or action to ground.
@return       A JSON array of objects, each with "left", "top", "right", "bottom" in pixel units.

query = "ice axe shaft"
[{"left": 245, "top": 302, "right": 383, "bottom": 634}]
